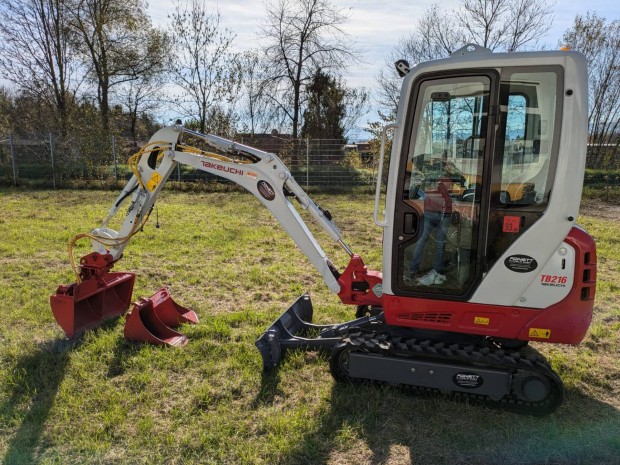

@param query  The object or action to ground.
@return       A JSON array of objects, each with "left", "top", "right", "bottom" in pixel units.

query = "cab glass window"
[
  {"left": 498, "top": 70, "right": 560, "bottom": 207},
  {"left": 400, "top": 75, "right": 490, "bottom": 295}
]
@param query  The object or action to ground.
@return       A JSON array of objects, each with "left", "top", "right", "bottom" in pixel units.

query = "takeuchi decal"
[{"left": 201, "top": 160, "right": 244, "bottom": 176}]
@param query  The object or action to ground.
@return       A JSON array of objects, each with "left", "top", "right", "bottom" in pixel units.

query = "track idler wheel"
[
  {"left": 329, "top": 339, "right": 366, "bottom": 384},
  {"left": 513, "top": 370, "right": 554, "bottom": 403},
  {"left": 329, "top": 342, "right": 352, "bottom": 383}
]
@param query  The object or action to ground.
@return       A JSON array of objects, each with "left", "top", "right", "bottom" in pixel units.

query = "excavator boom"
[{"left": 51, "top": 123, "right": 381, "bottom": 339}]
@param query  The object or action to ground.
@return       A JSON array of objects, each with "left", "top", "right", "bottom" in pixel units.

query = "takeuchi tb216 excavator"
[{"left": 51, "top": 45, "right": 596, "bottom": 415}]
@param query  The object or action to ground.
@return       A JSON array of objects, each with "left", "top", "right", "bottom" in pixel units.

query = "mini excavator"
[{"left": 51, "top": 45, "right": 596, "bottom": 415}]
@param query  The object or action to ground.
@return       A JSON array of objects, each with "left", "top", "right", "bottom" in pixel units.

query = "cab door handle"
[{"left": 404, "top": 212, "right": 418, "bottom": 235}]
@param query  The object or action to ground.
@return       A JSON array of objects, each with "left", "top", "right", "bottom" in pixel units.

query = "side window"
[
  {"left": 498, "top": 72, "right": 558, "bottom": 207},
  {"left": 485, "top": 68, "right": 562, "bottom": 266}
]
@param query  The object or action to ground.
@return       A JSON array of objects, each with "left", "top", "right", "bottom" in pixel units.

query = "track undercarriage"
[{"left": 256, "top": 294, "right": 563, "bottom": 415}]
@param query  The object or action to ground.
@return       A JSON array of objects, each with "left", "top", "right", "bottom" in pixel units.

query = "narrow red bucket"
[
  {"left": 145, "top": 288, "right": 199, "bottom": 327},
  {"left": 50, "top": 252, "right": 135, "bottom": 338},
  {"left": 124, "top": 296, "right": 189, "bottom": 347}
]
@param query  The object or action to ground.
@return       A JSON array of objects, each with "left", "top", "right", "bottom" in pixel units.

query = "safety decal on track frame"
[{"left": 529, "top": 328, "right": 551, "bottom": 339}]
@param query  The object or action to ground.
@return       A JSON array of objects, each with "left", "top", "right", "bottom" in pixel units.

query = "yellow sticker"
[
  {"left": 529, "top": 328, "right": 551, "bottom": 339},
  {"left": 146, "top": 172, "right": 162, "bottom": 191},
  {"left": 474, "top": 316, "right": 490, "bottom": 325}
]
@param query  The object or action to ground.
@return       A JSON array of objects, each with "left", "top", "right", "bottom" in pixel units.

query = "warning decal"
[
  {"left": 146, "top": 172, "right": 162, "bottom": 191},
  {"left": 474, "top": 316, "right": 490, "bottom": 325},
  {"left": 528, "top": 328, "right": 551, "bottom": 339},
  {"left": 503, "top": 216, "right": 521, "bottom": 233}
]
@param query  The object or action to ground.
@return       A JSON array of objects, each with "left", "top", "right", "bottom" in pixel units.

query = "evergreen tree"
[{"left": 301, "top": 69, "right": 346, "bottom": 140}]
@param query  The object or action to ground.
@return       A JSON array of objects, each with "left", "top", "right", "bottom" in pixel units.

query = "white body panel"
[
  {"left": 92, "top": 125, "right": 345, "bottom": 294},
  {"left": 381, "top": 48, "right": 588, "bottom": 307}
]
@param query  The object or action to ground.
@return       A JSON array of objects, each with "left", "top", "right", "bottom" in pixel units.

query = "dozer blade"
[
  {"left": 123, "top": 289, "right": 197, "bottom": 347},
  {"left": 51, "top": 271, "right": 135, "bottom": 338},
  {"left": 256, "top": 294, "right": 342, "bottom": 371}
]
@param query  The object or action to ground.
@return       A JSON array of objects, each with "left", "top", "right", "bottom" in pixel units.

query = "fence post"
[
  {"left": 49, "top": 133, "right": 57, "bottom": 189},
  {"left": 112, "top": 135, "right": 118, "bottom": 182},
  {"left": 9, "top": 134, "right": 17, "bottom": 186},
  {"left": 306, "top": 138, "right": 310, "bottom": 189},
  {"left": 177, "top": 163, "right": 181, "bottom": 183}
]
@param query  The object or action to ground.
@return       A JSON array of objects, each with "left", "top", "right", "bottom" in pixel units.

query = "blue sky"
[
  {"left": 150, "top": 0, "right": 620, "bottom": 89},
  {"left": 149, "top": 0, "right": 619, "bottom": 137}
]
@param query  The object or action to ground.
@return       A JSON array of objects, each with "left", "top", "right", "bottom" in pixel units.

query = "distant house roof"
[{"left": 344, "top": 141, "right": 372, "bottom": 154}]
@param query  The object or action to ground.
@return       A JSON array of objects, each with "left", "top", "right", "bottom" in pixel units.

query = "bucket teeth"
[{"left": 124, "top": 288, "right": 198, "bottom": 347}]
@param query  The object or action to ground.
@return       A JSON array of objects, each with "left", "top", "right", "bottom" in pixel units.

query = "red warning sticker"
[{"left": 503, "top": 216, "right": 521, "bottom": 233}]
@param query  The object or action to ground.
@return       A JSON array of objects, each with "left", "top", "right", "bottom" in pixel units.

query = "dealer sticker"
[{"left": 505, "top": 254, "right": 538, "bottom": 273}]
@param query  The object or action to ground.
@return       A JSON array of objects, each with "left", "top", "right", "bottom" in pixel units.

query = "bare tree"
[
  {"left": 260, "top": 0, "right": 361, "bottom": 139},
  {"left": 0, "top": 0, "right": 81, "bottom": 135},
  {"left": 563, "top": 12, "right": 620, "bottom": 168},
  {"left": 115, "top": 74, "right": 165, "bottom": 145},
  {"left": 460, "top": 0, "right": 553, "bottom": 51},
  {"left": 376, "top": 0, "right": 554, "bottom": 120},
  {"left": 236, "top": 50, "right": 284, "bottom": 136},
  {"left": 167, "top": 0, "right": 240, "bottom": 135},
  {"left": 375, "top": 5, "right": 465, "bottom": 121},
  {"left": 67, "top": 0, "right": 168, "bottom": 131}
]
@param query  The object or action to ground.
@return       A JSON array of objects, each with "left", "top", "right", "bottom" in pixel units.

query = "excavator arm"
[
  {"left": 95, "top": 124, "right": 345, "bottom": 293},
  {"left": 51, "top": 123, "right": 382, "bottom": 340}
]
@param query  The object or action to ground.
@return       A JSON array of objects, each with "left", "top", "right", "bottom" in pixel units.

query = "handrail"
[{"left": 373, "top": 124, "right": 398, "bottom": 227}]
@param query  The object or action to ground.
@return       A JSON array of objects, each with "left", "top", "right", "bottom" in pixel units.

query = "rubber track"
[{"left": 334, "top": 331, "right": 564, "bottom": 415}]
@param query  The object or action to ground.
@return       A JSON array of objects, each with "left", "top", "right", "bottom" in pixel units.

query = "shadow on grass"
[
  {"left": 257, "top": 361, "right": 620, "bottom": 465},
  {"left": 252, "top": 370, "right": 283, "bottom": 408},
  {"left": 1, "top": 339, "right": 73, "bottom": 465},
  {"left": 0, "top": 318, "right": 128, "bottom": 465},
  {"left": 285, "top": 383, "right": 619, "bottom": 465}
]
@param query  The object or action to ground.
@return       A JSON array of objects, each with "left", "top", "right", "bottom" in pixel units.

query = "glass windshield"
[{"left": 400, "top": 75, "right": 490, "bottom": 295}]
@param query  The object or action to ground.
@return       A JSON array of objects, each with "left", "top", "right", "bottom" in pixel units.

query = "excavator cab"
[{"left": 380, "top": 45, "right": 596, "bottom": 345}]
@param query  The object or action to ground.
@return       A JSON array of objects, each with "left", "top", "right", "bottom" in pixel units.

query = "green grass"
[{"left": 0, "top": 189, "right": 619, "bottom": 465}]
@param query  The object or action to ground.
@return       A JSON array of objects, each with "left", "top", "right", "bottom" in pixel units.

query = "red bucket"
[
  {"left": 124, "top": 291, "right": 198, "bottom": 347},
  {"left": 51, "top": 272, "right": 135, "bottom": 338}
]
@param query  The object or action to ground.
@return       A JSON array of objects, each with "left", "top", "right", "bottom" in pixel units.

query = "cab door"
[{"left": 391, "top": 71, "right": 499, "bottom": 299}]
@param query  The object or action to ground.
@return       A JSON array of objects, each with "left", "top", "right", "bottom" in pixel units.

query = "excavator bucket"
[
  {"left": 123, "top": 289, "right": 198, "bottom": 347},
  {"left": 50, "top": 252, "right": 135, "bottom": 338},
  {"left": 141, "top": 288, "right": 199, "bottom": 327}
]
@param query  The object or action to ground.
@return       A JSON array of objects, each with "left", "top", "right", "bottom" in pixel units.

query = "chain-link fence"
[
  {"left": 0, "top": 133, "right": 378, "bottom": 190},
  {"left": 1, "top": 132, "right": 618, "bottom": 191}
]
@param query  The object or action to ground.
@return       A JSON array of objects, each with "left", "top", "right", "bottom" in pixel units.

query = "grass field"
[{"left": 0, "top": 189, "right": 619, "bottom": 465}]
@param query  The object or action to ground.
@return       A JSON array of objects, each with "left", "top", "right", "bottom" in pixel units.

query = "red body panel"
[
  {"left": 383, "top": 227, "right": 597, "bottom": 344},
  {"left": 338, "top": 255, "right": 383, "bottom": 307}
]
